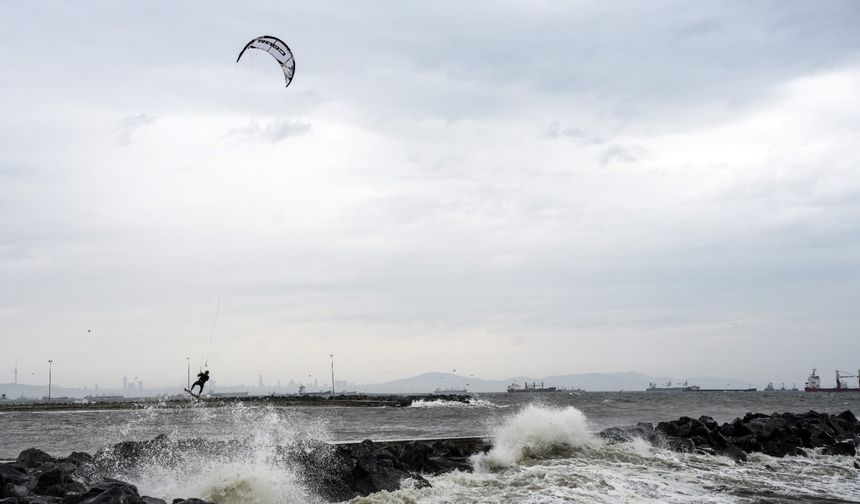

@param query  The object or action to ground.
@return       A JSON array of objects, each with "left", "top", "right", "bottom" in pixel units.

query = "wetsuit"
[{"left": 191, "top": 371, "right": 209, "bottom": 394}]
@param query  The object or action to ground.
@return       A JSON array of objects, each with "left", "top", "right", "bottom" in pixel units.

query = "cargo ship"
[
  {"left": 507, "top": 381, "right": 558, "bottom": 393},
  {"left": 647, "top": 380, "right": 755, "bottom": 392},
  {"left": 646, "top": 380, "right": 700, "bottom": 392},
  {"left": 691, "top": 387, "right": 757, "bottom": 392},
  {"left": 804, "top": 368, "right": 860, "bottom": 392}
]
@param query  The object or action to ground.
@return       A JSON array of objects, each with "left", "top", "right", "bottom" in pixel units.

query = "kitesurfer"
[{"left": 190, "top": 370, "right": 210, "bottom": 395}]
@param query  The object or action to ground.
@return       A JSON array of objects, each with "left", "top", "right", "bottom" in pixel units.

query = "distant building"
[{"left": 122, "top": 377, "right": 128, "bottom": 390}]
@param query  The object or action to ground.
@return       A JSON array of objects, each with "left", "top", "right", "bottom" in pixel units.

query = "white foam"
[
  {"left": 473, "top": 404, "right": 600, "bottom": 470},
  {"left": 113, "top": 403, "right": 325, "bottom": 504},
  {"left": 409, "top": 398, "right": 499, "bottom": 408},
  {"left": 355, "top": 438, "right": 860, "bottom": 504}
]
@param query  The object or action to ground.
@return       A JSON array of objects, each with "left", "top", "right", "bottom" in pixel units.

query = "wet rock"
[
  {"left": 717, "top": 443, "right": 748, "bottom": 463},
  {"left": 16, "top": 449, "right": 56, "bottom": 469},
  {"left": 803, "top": 423, "right": 838, "bottom": 448},
  {"left": 664, "top": 436, "right": 695, "bottom": 453},
  {"left": 1, "top": 484, "right": 32, "bottom": 501},
  {"left": 657, "top": 417, "right": 694, "bottom": 438},
  {"left": 30, "top": 497, "right": 61, "bottom": 504},
  {"left": 0, "top": 436, "right": 490, "bottom": 503},
  {"left": 730, "top": 435, "right": 762, "bottom": 453},
  {"left": 31, "top": 463, "right": 85, "bottom": 498},
  {"left": 287, "top": 437, "right": 486, "bottom": 500},
  {"left": 822, "top": 441, "right": 856, "bottom": 456},
  {"left": 598, "top": 423, "right": 659, "bottom": 445},
  {"left": 0, "top": 464, "right": 29, "bottom": 486},
  {"left": 64, "top": 453, "right": 93, "bottom": 468},
  {"left": 35, "top": 468, "right": 64, "bottom": 493},
  {"left": 657, "top": 410, "right": 860, "bottom": 460},
  {"left": 61, "top": 479, "right": 141, "bottom": 504}
]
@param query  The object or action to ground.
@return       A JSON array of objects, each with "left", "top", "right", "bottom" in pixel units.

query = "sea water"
[{"left": 1, "top": 392, "right": 859, "bottom": 503}]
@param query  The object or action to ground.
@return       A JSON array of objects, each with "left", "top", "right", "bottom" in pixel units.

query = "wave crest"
[
  {"left": 98, "top": 404, "right": 325, "bottom": 503},
  {"left": 409, "top": 398, "right": 499, "bottom": 408},
  {"left": 473, "top": 404, "right": 599, "bottom": 470}
]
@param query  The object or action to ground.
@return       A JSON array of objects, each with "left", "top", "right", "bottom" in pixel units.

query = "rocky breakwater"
[
  {"left": 0, "top": 435, "right": 490, "bottom": 503},
  {"left": 602, "top": 410, "right": 860, "bottom": 462},
  {"left": 0, "top": 447, "right": 206, "bottom": 503},
  {"left": 290, "top": 437, "right": 490, "bottom": 501}
]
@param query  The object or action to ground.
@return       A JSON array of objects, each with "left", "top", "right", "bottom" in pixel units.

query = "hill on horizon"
[{"left": 354, "top": 371, "right": 758, "bottom": 393}]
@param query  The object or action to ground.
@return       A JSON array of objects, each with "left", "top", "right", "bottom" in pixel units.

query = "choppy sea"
[{"left": 2, "top": 391, "right": 859, "bottom": 503}]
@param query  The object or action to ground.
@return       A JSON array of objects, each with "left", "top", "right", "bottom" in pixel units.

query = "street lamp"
[
  {"left": 47, "top": 360, "right": 53, "bottom": 403},
  {"left": 186, "top": 357, "right": 190, "bottom": 390},
  {"left": 330, "top": 354, "right": 335, "bottom": 397}
]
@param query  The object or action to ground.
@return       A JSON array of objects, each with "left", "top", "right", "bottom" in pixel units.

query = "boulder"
[
  {"left": 1, "top": 484, "right": 32, "bottom": 501},
  {"left": 822, "top": 441, "right": 856, "bottom": 457},
  {"left": 0, "top": 464, "right": 29, "bottom": 486},
  {"left": 717, "top": 443, "right": 748, "bottom": 463},
  {"left": 16, "top": 449, "right": 56, "bottom": 469},
  {"left": 655, "top": 410, "right": 860, "bottom": 460},
  {"left": 664, "top": 436, "right": 695, "bottom": 453},
  {"left": 598, "top": 423, "right": 658, "bottom": 445},
  {"left": 65, "top": 453, "right": 94, "bottom": 467},
  {"left": 30, "top": 497, "right": 62, "bottom": 504},
  {"left": 61, "top": 479, "right": 141, "bottom": 504}
]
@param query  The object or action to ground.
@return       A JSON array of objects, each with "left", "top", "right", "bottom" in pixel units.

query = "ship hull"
[
  {"left": 805, "top": 387, "right": 860, "bottom": 392},
  {"left": 688, "top": 388, "right": 756, "bottom": 392}
]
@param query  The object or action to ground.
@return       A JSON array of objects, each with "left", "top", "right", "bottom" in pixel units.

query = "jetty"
[{"left": 0, "top": 393, "right": 471, "bottom": 412}]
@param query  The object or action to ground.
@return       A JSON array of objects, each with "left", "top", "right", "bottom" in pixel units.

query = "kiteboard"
[{"left": 183, "top": 388, "right": 201, "bottom": 399}]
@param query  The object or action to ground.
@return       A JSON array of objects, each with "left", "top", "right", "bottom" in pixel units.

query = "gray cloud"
[
  {"left": 545, "top": 121, "right": 605, "bottom": 144},
  {"left": 1, "top": 1, "right": 859, "bottom": 387},
  {"left": 599, "top": 144, "right": 649, "bottom": 166},
  {"left": 226, "top": 119, "right": 312, "bottom": 143},
  {"left": 114, "top": 113, "right": 156, "bottom": 146}
]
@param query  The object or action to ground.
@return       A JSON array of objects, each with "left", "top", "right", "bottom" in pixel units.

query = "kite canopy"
[{"left": 237, "top": 35, "right": 295, "bottom": 88}]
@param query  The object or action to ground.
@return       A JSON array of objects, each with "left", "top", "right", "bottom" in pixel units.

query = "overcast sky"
[{"left": 2, "top": 1, "right": 859, "bottom": 388}]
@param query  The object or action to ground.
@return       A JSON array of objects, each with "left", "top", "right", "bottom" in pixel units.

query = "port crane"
[{"left": 835, "top": 370, "right": 860, "bottom": 389}]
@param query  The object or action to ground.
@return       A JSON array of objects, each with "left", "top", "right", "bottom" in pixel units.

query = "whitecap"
[
  {"left": 473, "top": 404, "right": 600, "bottom": 470},
  {"left": 409, "top": 398, "right": 499, "bottom": 409}
]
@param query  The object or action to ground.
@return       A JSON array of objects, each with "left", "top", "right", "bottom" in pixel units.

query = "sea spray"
[
  {"left": 98, "top": 403, "right": 330, "bottom": 503},
  {"left": 409, "top": 398, "right": 500, "bottom": 409},
  {"left": 473, "top": 404, "right": 600, "bottom": 470}
]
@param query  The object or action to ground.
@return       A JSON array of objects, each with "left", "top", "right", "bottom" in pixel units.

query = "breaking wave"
[
  {"left": 472, "top": 404, "right": 600, "bottom": 470},
  {"left": 99, "top": 403, "right": 328, "bottom": 504},
  {"left": 409, "top": 398, "right": 499, "bottom": 408}
]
